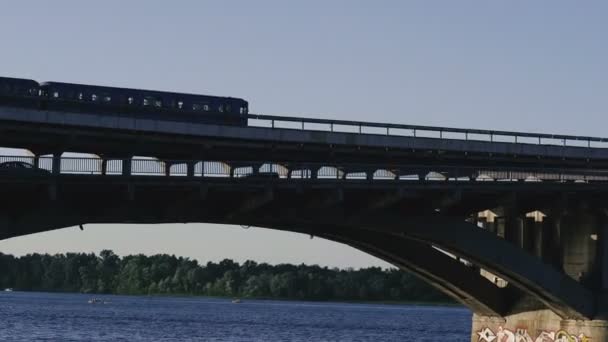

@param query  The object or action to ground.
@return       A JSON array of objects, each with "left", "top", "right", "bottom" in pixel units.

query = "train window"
[
  {"left": 239, "top": 107, "right": 244, "bottom": 114},
  {"left": 91, "top": 94, "right": 98, "bottom": 102},
  {"left": 78, "top": 93, "right": 84, "bottom": 100},
  {"left": 127, "top": 97, "right": 134, "bottom": 104},
  {"left": 143, "top": 97, "right": 151, "bottom": 106},
  {"left": 154, "top": 100, "right": 162, "bottom": 107},
  {"left": 203, "top": 104, "right": 209, "bottom": 111},
  {"left": 29, "top": 88, "right": 38, "bottom": 96},
  {"left": 177, "top": 101, "right": 184, "bottom": 109},
  {"left": 226, "top": 105, "right": 232, "bottom": 113},
  {"left": 53, "top": 92, "right": 60, "bottom": 98},
  {"left": 103, "top": 96, "right": 112, "bottom": 103},
  {"left": 218, "top": 105, "right": 224, "bottom": 113}
]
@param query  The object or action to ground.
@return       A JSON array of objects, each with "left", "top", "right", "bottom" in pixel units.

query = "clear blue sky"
[{"left": 0, "top": 1, "right": 606, "bottom": 268}]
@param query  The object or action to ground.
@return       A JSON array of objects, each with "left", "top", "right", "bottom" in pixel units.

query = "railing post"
[
  {"left": 101, "top": 158, "right": 108, "bottom": 175},
  {"left": 330, "top": 123, "right": 334, "bottom": 132},
  {"left": 301, "top": 121, "right": 304, "bottom": 130}
]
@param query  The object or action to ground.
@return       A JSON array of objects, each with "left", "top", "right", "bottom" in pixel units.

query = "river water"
[{"left": 0, "top": 292, "right": 471, "bottom": 341}]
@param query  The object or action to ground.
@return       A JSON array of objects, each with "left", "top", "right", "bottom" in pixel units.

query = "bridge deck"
[{"left": 1, "top": 106, "right": 608, "bottom": 165}]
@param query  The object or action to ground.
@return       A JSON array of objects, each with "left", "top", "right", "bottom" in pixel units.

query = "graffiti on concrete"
[{"left": 476, "top": 326, "right": 590, "bottom": 342}]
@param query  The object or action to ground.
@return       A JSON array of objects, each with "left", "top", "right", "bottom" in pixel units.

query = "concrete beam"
[
  {"left": 362, "top": 188, "right": 410, "bottom": 211},
  {"left": 226, "top": 188, "right": 274, "bottom": 220},
  {"left": 3, "top": 106, "right": 608, "bottom": 163},
  {"left": 270, "top": 223, "right": 519, "bottom": 317},
  {"left": 306, "top": 188, "right": 343, "bottom": 209},
  {"left": 319, "top": 228, "right": 519, "bottom": 317},
  {"left": 248, "top": 213, "right": 595, "bottom": 319},
  {"left": 339, "top": 216, "right": 596, "bottom": 319}
]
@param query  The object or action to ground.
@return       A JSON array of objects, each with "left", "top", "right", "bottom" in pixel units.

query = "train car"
[
  {"left": 39, "top": 81, "right": 248, "bottom": 126},
  {"left": 0, "top": 77, "right": 40, "bottom": 108}
]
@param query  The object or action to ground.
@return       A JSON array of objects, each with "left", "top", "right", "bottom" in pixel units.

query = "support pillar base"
[{"left": 472, "top": 311, "right": 607, "bottom": 341}]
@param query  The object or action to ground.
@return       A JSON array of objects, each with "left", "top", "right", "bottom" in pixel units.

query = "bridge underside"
[{"left": 1, "top": 174, "right": 604, "bottom": 325}]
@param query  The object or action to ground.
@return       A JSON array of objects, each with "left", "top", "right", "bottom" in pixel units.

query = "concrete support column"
[
  {"left": 164, "top": 162, "right": 172, "bottom": 177},
  {"left": 122, "top": 158, "right": 131, "bottom": 176},
  {"left": 532, "top": 219, "right": 544, "bottom": 259},
  {"left": 504, "top": 215, "right": 524, "bottom": 249},
  {"left": 252, "top": 164, "right": 261, "bottom": 175},
  {"left": 33, "top": 155, "right": 40, "bottom": 168},
  {"left": 495, "top": 216, "right": 506, "bottom": 238},
  {"left": 561, "top": 210, "right": 599, "bottom": 287},
  {"left": 522, "top": 217, "right": 536, "bottom": 255},
  {"left": 101, "top": 159, "right": 108, "bottom": 175},
  {"left": 542, "top": 216, "right": 563, "bottom": 268},
  {"left": 366, "top": 170, "right": 373, "bottom": 181},
  {"left": 600, "top": 215, "right": 608, "bottom": 291},
  {"left": 186, "top": 162, "right": 195, "bottom": 177},
  {"left": 51, "top": 153, "right": 61, "bottom": 175}
]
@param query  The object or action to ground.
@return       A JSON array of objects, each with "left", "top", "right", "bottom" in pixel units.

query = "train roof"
[
  {"left": 40, "top": 81, "right": 247, "bottom": 103},
  {"left": 0, "top": 77, "right": 40, "bottom": 86}
]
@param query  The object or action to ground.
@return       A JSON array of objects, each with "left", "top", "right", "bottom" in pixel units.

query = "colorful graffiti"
[{"left": 476, "top": 326, "right": 590, "bottom": 342}]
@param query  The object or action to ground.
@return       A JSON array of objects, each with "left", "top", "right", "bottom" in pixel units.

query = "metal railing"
[
  {"left": 1, "top": 155, "right": 608, "bottom": 183},
  {"left": 248, "top": 114, "right": 608, "bottom": 148}
]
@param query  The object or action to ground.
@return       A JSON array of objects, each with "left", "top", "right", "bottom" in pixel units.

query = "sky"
[{"left": 0, "top": 1, "right": 607, "bottom": 268}]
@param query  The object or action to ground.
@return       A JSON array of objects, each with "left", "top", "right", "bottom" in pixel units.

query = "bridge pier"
[
  {"left": 471, "top": 209, "right": 608, "bottom": 341},
  {"left": 472, "top": 311, "right": 608, "bottom": 341}
]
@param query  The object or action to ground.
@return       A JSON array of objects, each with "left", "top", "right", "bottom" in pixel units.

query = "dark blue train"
[{"left": 0, "top": 76, "right": 249, "bottom": 126}]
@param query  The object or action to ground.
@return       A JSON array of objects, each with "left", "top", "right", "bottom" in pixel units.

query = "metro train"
[{"left": 0, "top": 76, "right": 249, "bottom": 126}]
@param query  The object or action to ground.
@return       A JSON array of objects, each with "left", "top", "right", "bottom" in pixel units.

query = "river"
[{"left": 0, "top": 291, "right": 471, "bottom": 341}]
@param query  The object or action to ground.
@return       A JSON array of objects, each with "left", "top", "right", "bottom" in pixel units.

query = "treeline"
[{"left": 0, "top": 250, "right": 450, "bottom": 303}]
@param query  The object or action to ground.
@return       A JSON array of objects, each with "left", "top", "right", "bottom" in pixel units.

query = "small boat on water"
[
  {"left": 4, "top": 288, "right": 13, "bottom": 292},
  {"left": 231, "top": 298, "right": 242, "bottom": 304},
  {"left": 87, "top": 298, "right": 109, "bottom": 304}
]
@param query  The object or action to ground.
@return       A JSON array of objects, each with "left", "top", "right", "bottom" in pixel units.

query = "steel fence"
[
  {"left": 248, "top": 114, "right": 608, "bottom": 148},
  {"left": 1, "top": 155, "right": 607, "bottom": 183}
]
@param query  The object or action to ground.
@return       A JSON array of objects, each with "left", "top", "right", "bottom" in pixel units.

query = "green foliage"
[{"left": 0, "top": 251, "right": 451, "bottom": 303}]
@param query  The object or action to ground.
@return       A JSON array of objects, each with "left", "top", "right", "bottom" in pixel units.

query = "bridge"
[{"left": 1, "top": 104, "right": 608, "bottom": 341}]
